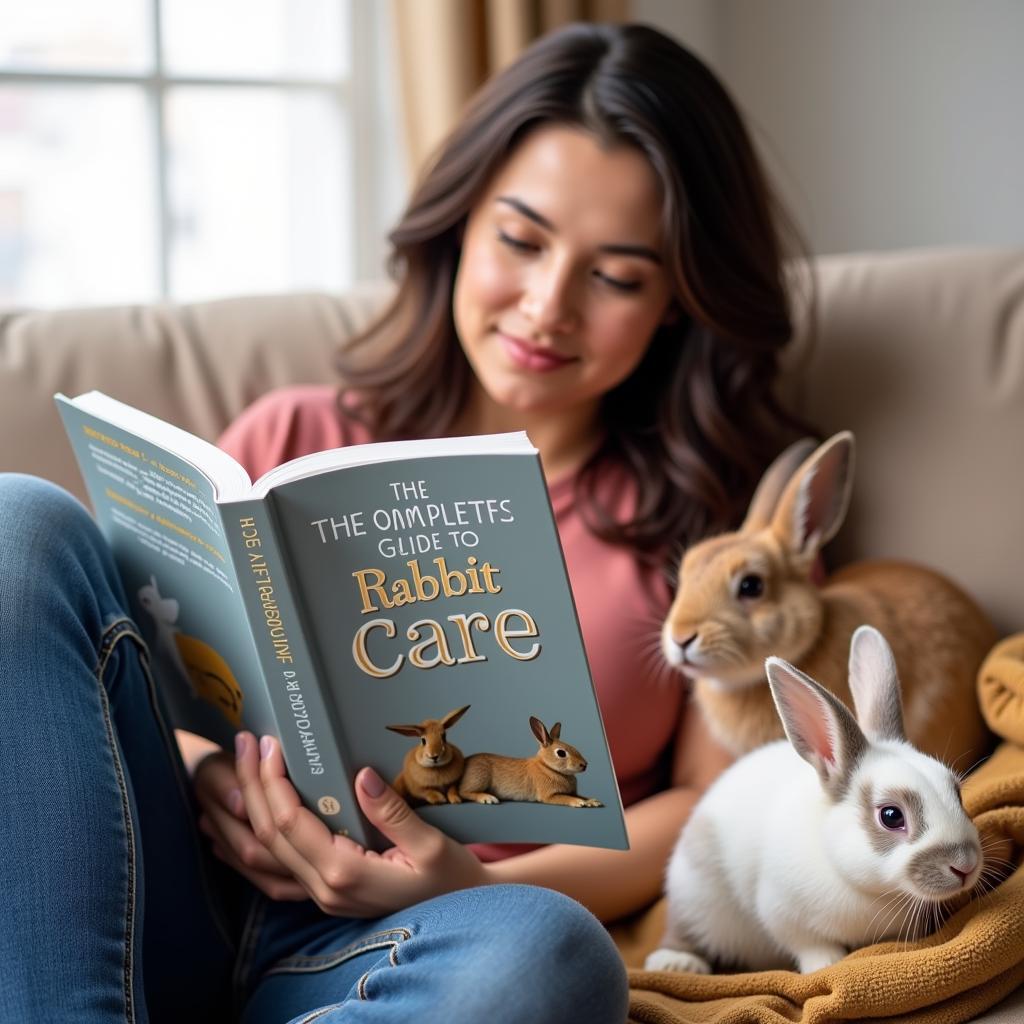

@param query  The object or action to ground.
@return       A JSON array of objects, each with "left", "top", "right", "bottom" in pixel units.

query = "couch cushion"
[
  {"left": 788, "top": 247, "right": 1024, "bottom": 633},
  {"left": 0, "top": 284, "right": 391, "bottom": 506}
]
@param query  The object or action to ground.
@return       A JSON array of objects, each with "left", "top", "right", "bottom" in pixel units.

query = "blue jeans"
[{"left": 0, "top": 475, "right": 629, "bottom": 1023}]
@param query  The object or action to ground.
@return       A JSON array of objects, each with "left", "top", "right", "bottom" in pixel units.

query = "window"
[{"left": 0, "top": 0, "right": 406, "bottom": 308}]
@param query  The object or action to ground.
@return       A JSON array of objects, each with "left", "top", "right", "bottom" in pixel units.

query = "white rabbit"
[{"left": 645, "top": 626, "right": 983, "bottom": 975}]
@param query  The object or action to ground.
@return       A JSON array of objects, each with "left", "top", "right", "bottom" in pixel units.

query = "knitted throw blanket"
[{"left": 617, "top": 634, "right": 1024, "bottom": 1024}]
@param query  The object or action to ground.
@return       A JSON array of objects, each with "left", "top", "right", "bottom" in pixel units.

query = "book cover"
[{"left": 56, "top": 392, "right": 629, "bottom": 851}]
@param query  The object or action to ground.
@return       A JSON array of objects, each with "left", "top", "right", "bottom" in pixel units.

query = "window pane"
[
  {"left": 0, "top": 86, "right": 158, "bottom": 307},
  {"left": 162, "top": 0, "right": 349, "bottom": 80},
  {"left": 166, "top": 87, "right": 349, "bottom": 302},
  {"left": 0, "top": 0, "right": 151, "bottom": 73}
]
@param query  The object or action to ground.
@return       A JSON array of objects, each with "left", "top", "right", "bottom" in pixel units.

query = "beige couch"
[{"left": 3, "top": 248, "right": 1024, "bottom": 1019}]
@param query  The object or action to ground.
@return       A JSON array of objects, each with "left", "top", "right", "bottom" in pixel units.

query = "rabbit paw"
[
  {"left": 423, "top": 790, "right": 448, "bottom": 805},
  {"left": 644, "top": 948, "right": 711, "bottom": 974},
  {"left": 576, "top": 797, "right": 603, "bottom": 808},
  {"left": 794, "top": 944, "right": 847, "bottom": 973}
]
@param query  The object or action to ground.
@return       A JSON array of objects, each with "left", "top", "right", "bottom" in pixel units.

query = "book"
[{"left": 56, "top": 391, "right": 629, "bottom": 852}]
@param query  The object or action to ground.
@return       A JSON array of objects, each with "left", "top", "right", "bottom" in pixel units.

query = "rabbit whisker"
[
  {"left": 879, "top": 891, "right": 916, "bottom": 945},
  {"left": 950, "top": 751, "right": 990, "bottom": 780},
  {"left": 976, "top": 868, "right": 1011, "bottom": 906},
  {"left": 637, "top": 637, "right": 685, "bottom": 691},
  {"left": 975, "top": 847, "right": 1014, "bottom": 868},
  {"left": 976, "top": 861, "right": 1014, "bottom": 894},
  {"left": 635, "top": 609, "right": 671, "bottom": 630},
  {"left": 867, "top": 889, "right": 910, "bottom": 944},
  {"left": 905, "top": 901, "right": 921, "bottom": 946},
  {"left": 940, "top": 733, "right": 954, "bottom": 768},
  {"left": 896, "top": 893, "right": 929, "bottom": 946},
  {"left": 971, "top": 874, "right": 998, "bottom": 904},
  {"left": 908, "top": 897, "right": 929, "bottom": 944}
]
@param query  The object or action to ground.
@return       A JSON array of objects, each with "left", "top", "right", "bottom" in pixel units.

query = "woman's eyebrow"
[{"left": 495, "top": 195, "right": 662, "bottom": 265}]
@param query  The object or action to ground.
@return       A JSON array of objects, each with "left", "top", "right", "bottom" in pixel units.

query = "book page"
[
  {"left": 249, "top": 430, "right": 536, "bottom": 497},
  {"left": 56, "top": 397, "right": 276, "bottom": 746},
  {"left": 57, "top": 391, "right": 252, "bottom": 498}
]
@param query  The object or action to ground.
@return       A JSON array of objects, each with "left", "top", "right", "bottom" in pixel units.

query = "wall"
[{"left": 633, "top": 0, "right": 1024, "bottom": 255}]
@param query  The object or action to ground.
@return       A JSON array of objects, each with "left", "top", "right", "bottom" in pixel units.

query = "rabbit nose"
[
  {"left": 676, "top": 633, "right": 698, "bottom": 652},
  {"left": 950, "top": 862, "right": 976, "bottom": 885}
]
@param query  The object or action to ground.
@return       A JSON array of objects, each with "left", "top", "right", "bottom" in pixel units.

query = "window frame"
[{"left": 0, "top": 0, "right": 386, "bottom": 303}]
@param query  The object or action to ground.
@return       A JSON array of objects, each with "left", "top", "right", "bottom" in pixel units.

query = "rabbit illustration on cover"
[
  {"left": 646, "top": 627, "right": 984, "bottom": 975},
  {"left": 386, "top": 710, "right": 604, "bottom": 809},
  {"left": 662, "top": 432, "right": 996, "bottom": 766},
  {"left": 458, "top": 716, "right": 603, "bottom": 808},
  {"left": 386, "top": 705, "right": 470, "bottom": 807}
]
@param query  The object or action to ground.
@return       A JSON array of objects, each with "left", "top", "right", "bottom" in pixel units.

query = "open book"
[{"left": 56, "top": 392, "right": 628, "bottom": 851}]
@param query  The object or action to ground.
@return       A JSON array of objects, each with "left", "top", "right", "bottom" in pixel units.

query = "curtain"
[{"left": 391, "top": 0, "right": 628, "bottom": 179}]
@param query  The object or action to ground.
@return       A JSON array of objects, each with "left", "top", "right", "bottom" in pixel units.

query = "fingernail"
[
  {"left": 360, "top": 767, "right": 385, "bottom": 798},
  {"left": 235, "top": 733, "right": 247, "bottom": 759},
  {"left": 259, "top": 735, "right": 273, "bottom": 761},
  {"left": 228, "top": 788, "right": 244, "bottom": 816}
]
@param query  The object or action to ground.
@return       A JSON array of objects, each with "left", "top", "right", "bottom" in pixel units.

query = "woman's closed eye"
[
  {"left": 497, "top": 229, "right": 539, "bottom": 254},
  {"left": 594, "top": 270, "right": 642, "bottom": 293}
]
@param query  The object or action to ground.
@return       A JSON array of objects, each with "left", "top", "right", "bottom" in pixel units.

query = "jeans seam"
[
  {"left": 95, "top": 617, "right": 143, "bottom": 1024},
  {"left": 232, "top": 893, "right": 269, "bottom": 1011},
  {"left": 356, "top": 930, "right": 409, "bottom": 1001},
  {"left": 295, "top": 1006, "right": 343, "bottom": 1023},
  {"left": 264, "top": 927, "right": 412, "bottom": 977},
  {"left": 131, "top": 625, "right": 238, "bottom": 953}
]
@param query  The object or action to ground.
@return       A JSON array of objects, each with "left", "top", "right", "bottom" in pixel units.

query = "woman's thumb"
[{"left": 355, "top": 767, "right": 439, "bottom": 856}]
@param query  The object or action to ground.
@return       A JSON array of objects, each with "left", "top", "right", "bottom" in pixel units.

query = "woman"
[{"left": 0, "top": 22, "right": 808, "bottom": 1023}]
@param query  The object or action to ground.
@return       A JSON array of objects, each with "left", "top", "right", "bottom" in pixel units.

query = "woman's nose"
[{"left": 519, "top": 263, "right": 579, "bottom": 335}]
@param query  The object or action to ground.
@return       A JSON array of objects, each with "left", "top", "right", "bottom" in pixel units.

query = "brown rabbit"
[
  {"left": 662, "top": 432, "right": 996, "bottom": 768},
  {"left": 386, "top": 705, "right": 470, "bottom": 806},
  {"left": 458, "top": 717, "right": 603, "bottom": 807}
]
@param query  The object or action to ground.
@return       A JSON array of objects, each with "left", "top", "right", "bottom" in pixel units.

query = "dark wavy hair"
[{"left": 337, "top": 21, "right": 813, "bottom": 574}]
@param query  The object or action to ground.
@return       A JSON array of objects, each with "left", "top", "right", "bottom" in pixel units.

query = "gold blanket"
[{"left": 617, "top": 634, "right": 1024, "bottom": 1023}]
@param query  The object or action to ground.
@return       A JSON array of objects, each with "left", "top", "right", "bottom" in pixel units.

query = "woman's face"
[{"left": 452, "top": 124, "right": 675, "bottom": 419}]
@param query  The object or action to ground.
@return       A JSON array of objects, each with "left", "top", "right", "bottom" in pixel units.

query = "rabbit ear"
[
  {"left": 530, "top": 716, "right": 550, "bottom": 745},
  {"left": 848, "top": 626, "right": 906, "bottom": 743},
  {"left": 549, "top": 722, "right": 562, "bottom": 739},
  {"left": 765, "top": 656, "right": 867, "bottom": 799},
  {"left": 742, "top": 438, "right": 819, "bottom": 532},
  {"left": 442, "top": 704, "right": 471, "bottom": 729},
  {"left": 386, "top": 723, "right": 424, "bottom": 738},
  {"left": 770, "top": 432, "right": 855, "bottom": 566}
]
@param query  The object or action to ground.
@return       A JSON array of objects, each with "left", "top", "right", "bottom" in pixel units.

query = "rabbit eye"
[
  {"left": 441, "top": 731, "right": 447, "bottom": 742},
  {"left": 555, "top": 748, "right": 567, "bottom": 758},
  {"left": 737, "top": 574, "right": 765, "bottom": 600},
  {"left": 879, "top": 805, "right": 906, "bottom": 831},
  {"left": 420, "top": 737, "right": 427, "bottom": 746}
]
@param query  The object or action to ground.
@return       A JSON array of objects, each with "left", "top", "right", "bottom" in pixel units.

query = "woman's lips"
[{"left": 498, "top": 332, "right": 575, "bottom": 372}]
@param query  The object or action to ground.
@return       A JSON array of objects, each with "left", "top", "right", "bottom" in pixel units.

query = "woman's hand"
[
  {"left": 193, "top": 747, "right": 309, "bottom": 901},
  {"left": 235, "top": 731, "right": 490, "bottom": 917}
]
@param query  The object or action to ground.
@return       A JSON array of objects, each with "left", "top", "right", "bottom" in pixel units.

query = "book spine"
[{"left": 220, "top": 498, "right": 372, "bottom": 847}]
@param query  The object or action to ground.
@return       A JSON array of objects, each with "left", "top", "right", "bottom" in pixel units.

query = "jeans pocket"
[{"left": 263, "top": 927, "right": 412, "bottom": 979}]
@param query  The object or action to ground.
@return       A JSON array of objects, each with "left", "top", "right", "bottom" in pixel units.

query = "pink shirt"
[{"left": 219, "top": 386, "right": 685, "bottom": 855}]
